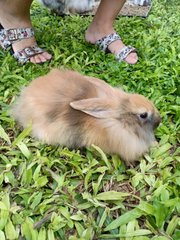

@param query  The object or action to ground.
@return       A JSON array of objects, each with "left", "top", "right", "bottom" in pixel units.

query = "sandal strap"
[
  {"left": 0, "top": 28, "right": 34, "bottom": 50},
  {"left": 95, "top": 33, "right": 121, "bottom": 52},
  {"left": 116, "top": 45, "right": 137, "bottom": 62},
  {"left": 13, "top": 45, "right": 44, "bottom": 64}
]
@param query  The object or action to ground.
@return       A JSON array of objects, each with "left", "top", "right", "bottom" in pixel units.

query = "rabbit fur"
[{"left": 11, "top": 69, "right": 161, "bottom": 164}]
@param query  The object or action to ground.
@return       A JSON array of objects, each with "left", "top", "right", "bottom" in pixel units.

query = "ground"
[{"left": 0, "top": 0, "right": 179, "bottom": 239}]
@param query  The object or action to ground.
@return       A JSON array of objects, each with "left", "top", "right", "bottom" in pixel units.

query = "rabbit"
[
  {"left": 11, "top": 69, "right": 161, "bottom": 164},
  {"left": 37, "top": 0, "right": 95, "bottom": 14}
]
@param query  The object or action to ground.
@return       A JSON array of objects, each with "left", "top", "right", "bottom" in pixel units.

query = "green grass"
[{"left": 0, "top": 0, "right": 179, "bottom": 239}]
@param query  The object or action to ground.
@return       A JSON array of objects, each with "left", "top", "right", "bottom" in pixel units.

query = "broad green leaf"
[
  {"left": 144, "top": 174, "right": 156, "bottom": 187},
  {"left": 119, "top": 224, "right": 127, "bottom": 240},
  {"left": 16, "top": 141, "right": 31, "bottom": 159},
  {"left": 137, "top": 201, "right": 154, "bottom": 215},
  {"left": 92, "top": 145, "right": 112, "bottom": 170},
  {"left": 59, "top": 206, "right": 70, "bottom": 220},
  {"left": 21, "top": 217, "right": 38, "bottom": 240},
  {"left": 75, "top": 222, "right": 85, "bottom": 237},
  {"left": 92, "top": 173, "right": 104, "bottom": 195},
  {"left": 98, "top": 208, "right": 108, "bottom": 228},
  {"left": 159, "top": 156, "right": 174, "bottom": 168},
  {"left": 166, "top": 215, "right": 179, "bottom": 235},
  {"left": 152, "top": 143, "right": 172, "bottom": 158},
  {"left": 2, "top": 193, "right": 10, "bottom": 210},
  {"left": 160, "top": 188, "right": 169, "bottom": 201},
  {"left": 49, "top": 214, "right": 66, "bottom": 231},
  {"left": 153, "top": 200, "right": 169, "bottom": 229},
  {"left": 59, "top": 207, "right": 73, "bottom": 228},
  {"left": 33, "top": 164, "right": 42, "bottom": 181},
  {"left": 38, "top": 227, "right": 46, "bottom": 240},
  {"left": 111, "top": 155, "right": 121, "bottom": 170},
  {"left": 151, "top": 237, "right": 170, "bottom": 240},
  {"left": 77, "top": 202, "right": 92, "bottom": 210},
  {"left": 0, "top": 174, "right": 3, "bottom": 185},
  {"left": 47, "top": 169, "right": 65, "bottom": 188},
  {"left": 172, "top": 229, "right": 180, "bottom": 240},
  {"left": 0, "top": 210, "right": 9, "bottom": 230},
  {"left": 0, "top": 124, "right": 11, "bottom": 144},
  {"left": 81, "top": 227, "right": 94, "bottom": 239},
  {"left": 0, "top": 230, "right": 5, "bottom": 240},
  {"left": 35, "top": 176, "right": 48, "bottom": 188},
  {"left": 153, "top": 183, "right": 168, "bottom": 198},
  {"left": 126, "top": 219, "right": 136, "bottom": 234},
  {"left": 140, "top": 160, "right": 147, "bottom": 173},
  {"left": 133, "top": 237, "right": 149, "bottom": 240},
  {"left": 4, "top": 171, "right": 16, "bottom": 185},
  {"left": 131, "top": 173, "right": 143, "bottom": 187},
  {"left": 12, "top": 213, "right": 24, "bottom": 225},
  {"left": 30, "top": 192, "right": 43, "bottom": 210},
  {"left": 0, "top": 202, "right": 8, "bottom": 210},
  {"left": 21, "top": 168, "right": 32, "bottom": 185},
  {"left": 100, "top": 229, "right": 152, "bottom": 238},
  {"left": 12, "top": 123, "right": 32, "bottom": 146},
  {"left": 96, "top": 191, "right": 130, "bottom": 201},
  {"left": 70, "top": 212, "right": 86, "bottom": 221},
  {"left": 95, "top": 166, "right": 109, "bottom": 173},
  {"left": 82, "top": 192, "right": 106, "bottom": 207},
  {"left": 84, "top": 170, "right": 93, "bottom": 189},
  {"left": 47, "top": 229, "right": 55, "bottom": 240},
  {"left": 63, "top": 53, "right": 77, "bottom": 64},
  {"left": 5, "top": 220, "right": 18, "bottom": 240},
  {"left": 104, "top": 208, "right": 143, "bottom": 231},
  {"left": 163, "top": 198, "right": 179, "bottom": 207}
]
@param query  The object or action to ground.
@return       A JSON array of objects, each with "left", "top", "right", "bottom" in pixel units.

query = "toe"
[
  {"left": 36, "top": 53, "right": 48, "bottom": 63},
  {"left": 30, "top": 55, "right": 42, "bottom": 64},
  {"left": 30, "top": 51, "right": 52, "bottom": 64},
  {"left": 42, "top": 52, "right": 52, "bottom": 60},
  {"left": 125, "top": 52, "right": 138, "bottom": 65}
]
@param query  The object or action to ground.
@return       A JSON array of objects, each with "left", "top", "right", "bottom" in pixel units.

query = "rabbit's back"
[{"left": 12, "top": 69, "right": 100, "bottom": 145}]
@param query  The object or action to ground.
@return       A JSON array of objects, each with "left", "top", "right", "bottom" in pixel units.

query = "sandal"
[
  {"left": 0, "top": 24, "right": 47, "bottom": 64},
  {"left": 95, "top": 32, "right": 137, "bottom": 63}
]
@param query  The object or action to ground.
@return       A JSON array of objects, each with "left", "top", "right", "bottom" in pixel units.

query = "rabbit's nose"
[{"left": 153, "top": 113, "right": 161, "bottom": 129}]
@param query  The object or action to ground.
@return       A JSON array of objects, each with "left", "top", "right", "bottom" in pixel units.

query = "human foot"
[
  {"left": 85, "top": 27, "right": 138, "bottom": 64},
  {"left": 0, "top": 18, "right": 52, "bottom": 64}
]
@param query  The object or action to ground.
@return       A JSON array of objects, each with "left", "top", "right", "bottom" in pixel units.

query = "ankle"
[
  {"left": 86, "top": 22, "right": 115, "bottom": 43},
  {"left": 88, "top": 20, "right": 114, "bottom": 34},
  {"left": 0, "top": 9, "right": 31, "bottom": 29},
  {"left": 0, "top": 17, "right": 32, "bottom": 29}
]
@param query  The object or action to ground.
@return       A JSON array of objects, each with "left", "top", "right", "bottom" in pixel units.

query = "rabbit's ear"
[{"left": 70, "top": 98, "right": 119, "bottom": 119}]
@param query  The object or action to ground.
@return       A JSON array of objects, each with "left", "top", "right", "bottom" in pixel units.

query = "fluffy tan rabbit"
[{"left": 11, "top": 69, "right": 161, "bottom": 164}]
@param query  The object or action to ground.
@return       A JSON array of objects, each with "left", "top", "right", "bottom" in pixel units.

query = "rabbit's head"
[{"left": 70, "top": 90, "right": 161, "bottom": 163}]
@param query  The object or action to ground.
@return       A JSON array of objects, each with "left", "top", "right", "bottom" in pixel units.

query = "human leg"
[
  {"left": 0, "top": 0, "right": 52, "bottom": 64},
  {"left": 85, "top": 0, "right": 138, "bottom": 64}
]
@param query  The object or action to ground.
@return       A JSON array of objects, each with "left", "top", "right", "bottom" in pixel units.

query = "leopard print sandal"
[
  {"left": 0, "top": 24, "right": 47, "bottom": 64},
  {"left": 95, "top": 32, "right": 137, "bottom": 63}
]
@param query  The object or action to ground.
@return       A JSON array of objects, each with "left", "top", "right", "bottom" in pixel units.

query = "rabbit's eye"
[{"left": 140, "top": 112, "right": 148, "bottom": 119}]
